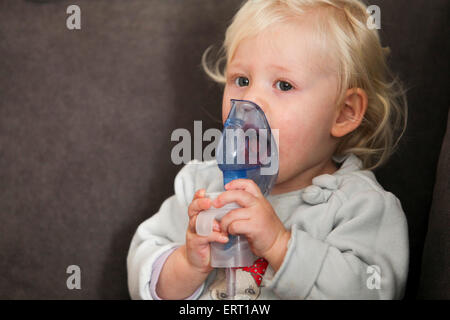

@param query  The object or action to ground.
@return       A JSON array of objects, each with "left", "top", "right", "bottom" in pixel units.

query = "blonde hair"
[{"left": 201, "top": 0, "right": 408, "bottom": 171}]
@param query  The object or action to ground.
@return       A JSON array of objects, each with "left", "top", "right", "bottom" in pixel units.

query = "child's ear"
[{"left": 331, "top": 88, "right": 368, "bottom": 138}]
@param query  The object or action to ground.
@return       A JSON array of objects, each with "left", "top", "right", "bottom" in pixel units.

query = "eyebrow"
[
  {"left": 227, "top": 62, "right": 294, "bottom": 73},
  {"left": 227, "top": 62, "right": 246, "bottom": 70},
  {"left": 268, "top": 64, "right": 291, "bottom": 72}
]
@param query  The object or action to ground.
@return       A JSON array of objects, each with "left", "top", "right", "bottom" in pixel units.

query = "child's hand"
[
  {"left": 212, "top": 179, "right": 288, "bottom": 259},
  {"left": 185, "top": 188, "right": 229, "bottom": 274}
]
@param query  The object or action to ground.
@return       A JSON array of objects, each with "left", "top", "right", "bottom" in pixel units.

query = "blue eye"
[
  {"left": 276, "top": 80, "right": 293, "bottom": 91},
  {"left": 235, "top": 76, "right": 249, "bottom": 87}
]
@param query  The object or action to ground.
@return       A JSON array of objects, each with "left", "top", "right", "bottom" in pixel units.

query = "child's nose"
[
  {"left": 242, "top": 82, "right": 267, "bottom": 107},
  {"left": 242, "top": 96, "right": 271, "bottom": 123},
  {"left": 241, "top": 94, "right": 269, "bottom": 114}
]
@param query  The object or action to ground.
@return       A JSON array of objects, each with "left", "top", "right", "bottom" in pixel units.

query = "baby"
[{"left": 127, "top": 0, "right": 409, "bottom": 300}]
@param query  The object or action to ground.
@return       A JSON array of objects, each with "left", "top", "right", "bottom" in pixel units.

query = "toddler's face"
[{"left": 222, "top": 18, "right": 340, "bottom": 192}]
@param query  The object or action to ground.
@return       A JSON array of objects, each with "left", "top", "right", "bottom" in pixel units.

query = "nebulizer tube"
[{"left": 195, "top": 99, "right": 279, "bottom": 300}]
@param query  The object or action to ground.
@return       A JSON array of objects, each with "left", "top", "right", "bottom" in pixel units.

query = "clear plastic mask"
[{"left": 216, "top": 99, "right": 279, "bottom": 196}]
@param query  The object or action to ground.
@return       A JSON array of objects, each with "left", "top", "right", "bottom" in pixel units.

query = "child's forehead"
[{"left": 230, "top": 19, "right": 337, "bottom": 75}]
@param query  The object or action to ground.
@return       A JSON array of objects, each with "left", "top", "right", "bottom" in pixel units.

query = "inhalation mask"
[
  {"left": 216, "top": 99, "right": 279, "bottom": 195},
  {"left": 196, "top": 99, "right": 279, "bottom": 300}
]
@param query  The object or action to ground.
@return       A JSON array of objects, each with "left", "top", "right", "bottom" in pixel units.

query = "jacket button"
[
  {"left": 312, "top": 174, "right": 338, "bottom": 190},
  {"left": 302, "top": 185, "right": 333, "bottom": 205}
]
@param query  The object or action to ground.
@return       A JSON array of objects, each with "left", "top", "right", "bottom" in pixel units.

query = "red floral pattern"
[{"left": 234, "top": 258, "right": 268, "bottom": 287}]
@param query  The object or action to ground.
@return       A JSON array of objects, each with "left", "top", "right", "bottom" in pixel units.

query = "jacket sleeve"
[
  {"left": 265, "top": 190, "right": 409, "bottom": 300},
  {"left": 126, "top": 161, "right": 201, "bottom": 300}
]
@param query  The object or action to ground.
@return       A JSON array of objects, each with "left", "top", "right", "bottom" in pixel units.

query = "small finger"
[
  {"left": 193, "top": 188, "right": 206, "bottom": 200},
  {"left": 224, "top": 179, "right": 263, "bottom": 198},
  {"left": 212, "top": 190, "right": 256, "bottom": 208},
  {"left": 207, "top": 231, "right": 229, "bottom": 243},
  {"left": 189, "top": 229, "right": 228, "bottom": 246},
  {"left": 220, "top": 208, "right": 250, "bottom": 233},
  {"left": 227, "top": 219, "right": 248, "bottom": 236},
  {"left": 188, "top": 197, "right": 211, "bottom": 217}
]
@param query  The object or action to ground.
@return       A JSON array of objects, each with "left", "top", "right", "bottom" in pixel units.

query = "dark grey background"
[{"left": 0, "top": 0, "right": 448, "bottom": 299}]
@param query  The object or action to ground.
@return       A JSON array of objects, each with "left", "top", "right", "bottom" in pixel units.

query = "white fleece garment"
[{"left": 127, "top": 153, "right": 409, "bottom": 300}]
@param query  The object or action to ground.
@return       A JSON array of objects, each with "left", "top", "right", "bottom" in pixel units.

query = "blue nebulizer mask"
[{"left": 196, "top": 99, "right": 279, "bottom": 300}]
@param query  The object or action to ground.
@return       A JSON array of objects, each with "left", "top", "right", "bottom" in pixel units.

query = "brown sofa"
[{"left": 0, "top": 0, "right": 448, "bottom": 299}]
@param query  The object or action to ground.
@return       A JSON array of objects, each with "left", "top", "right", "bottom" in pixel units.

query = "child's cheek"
[
  {"left": 276, "top": 116, "right": 319, "bottom": 178},
  {"left": 221, "top": 107, "right": 230, "bottom": 125},
  {"left": 278, "top": 117, "right": 311, "bottom": 153}
]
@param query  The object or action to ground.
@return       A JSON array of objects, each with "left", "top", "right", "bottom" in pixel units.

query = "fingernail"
[{"left": 222, "top": 236, "right": 229, "bottom": 242}]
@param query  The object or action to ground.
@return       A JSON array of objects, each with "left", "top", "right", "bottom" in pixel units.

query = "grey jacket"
[{"left": 127, "top": 153, "right": 409, "bottom": 300}]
